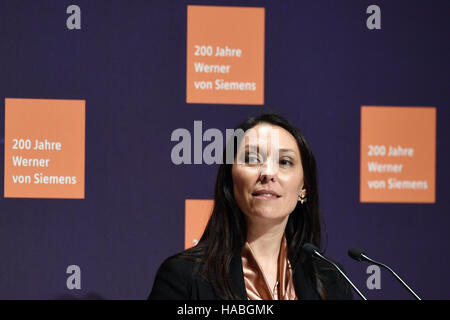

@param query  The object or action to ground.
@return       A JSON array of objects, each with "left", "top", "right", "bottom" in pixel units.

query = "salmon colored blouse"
[{"left": 241, "top": 236, "right": 298, "bottom": 300}]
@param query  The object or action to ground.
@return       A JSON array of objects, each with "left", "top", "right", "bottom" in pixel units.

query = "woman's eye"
[
  {"left": 280, "top": 159, "right": 293, "bottom": 166},
  {"left": 245, "top": 154, "right": 260, "bottom": 164}
]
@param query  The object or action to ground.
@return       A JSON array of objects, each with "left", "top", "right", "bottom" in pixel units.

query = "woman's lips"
[
  {"left": 252, "top": 190, "right": 281, "bottom": 200},
  {"left": 253, "top": 194, "right": 280, "bottom": 200}
]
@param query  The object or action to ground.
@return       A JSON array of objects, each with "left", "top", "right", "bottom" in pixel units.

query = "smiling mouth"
[{"left": 252, "top": 192, "right": 281, "bottom": 199}]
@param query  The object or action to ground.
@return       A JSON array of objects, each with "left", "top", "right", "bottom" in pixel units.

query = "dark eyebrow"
[
  {"left": 244, "top": 144, "right": 259, "bottom": 151},
  {"left": 244, "top": 146, "right": 296, "bottom": 154},
  {"left": 279, "top": 148, "right": 296, "bottom": 154}
]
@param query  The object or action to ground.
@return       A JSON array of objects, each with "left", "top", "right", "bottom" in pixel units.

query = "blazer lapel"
[
  {"left": 293, "top": 263, "right": 321, "bottom": 300},
  {"left": 229, "top": 254, "right": 248, "bottom": 300}
]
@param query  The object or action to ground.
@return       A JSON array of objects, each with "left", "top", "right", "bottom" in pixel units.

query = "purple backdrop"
[{"left": 0, "top": 0, "right": 449, "bottom": 299}]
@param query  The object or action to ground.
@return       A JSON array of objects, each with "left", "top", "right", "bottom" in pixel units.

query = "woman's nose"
[{"left": 259, "top": 159, "right": 278, "bottom": 182}]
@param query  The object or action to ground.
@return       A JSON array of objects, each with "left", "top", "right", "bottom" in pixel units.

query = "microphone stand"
[
  {"left": 314, "top": 250, "right": 368, "bottom": 301},
  {"left": 360, "top": 253, "right": 421, "bottom": 300}
]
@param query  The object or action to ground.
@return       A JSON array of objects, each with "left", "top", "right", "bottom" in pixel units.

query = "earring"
[{"left": 298, "top": 194, "right": 307, "bottom": 204}]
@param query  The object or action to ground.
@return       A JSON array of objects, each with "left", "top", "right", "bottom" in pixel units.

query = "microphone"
[
  {"left": 302, "top": 243, "right": 367, "bottom": 300},
  {"left": 348, "top": 248, "right": 421, "bottom": 300}
]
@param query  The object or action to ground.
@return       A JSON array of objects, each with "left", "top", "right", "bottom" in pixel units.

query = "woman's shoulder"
[
  {"left": 148, "top": 250, "right": 205, "bottom": 300},
  {"left": 158, "top": 251, "right": 204, "bottom": 278},
  {"left": 313, "top": 259, "right": 354, "bottom": 300}
]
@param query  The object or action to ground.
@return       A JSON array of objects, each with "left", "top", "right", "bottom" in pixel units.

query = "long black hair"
[{"left": 182, "top": 112, "right": 327, "bottom": 299}]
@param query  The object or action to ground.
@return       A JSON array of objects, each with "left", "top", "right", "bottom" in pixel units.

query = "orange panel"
[
  {"left": 185, "top": 199, "right": 214, "bottom": 249},
  {"left": 4, "top": 98, "right": 85, "bottom": 199},
  {"left": 360, "top": 106, "right": 436, "bottom": 203},
  {"left": 186, "top": 5, "right": 265, "bottom": 105}
]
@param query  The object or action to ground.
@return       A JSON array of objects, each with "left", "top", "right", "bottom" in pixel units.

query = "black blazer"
[{"left": 149, "top": 252, "right": 353, "bottom": 300}]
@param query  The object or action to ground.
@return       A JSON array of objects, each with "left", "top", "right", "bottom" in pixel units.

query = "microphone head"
[
  {"left": 348, "top": 248, "right": 366, "bottom": 262},
  {"left": 302, "top": 243, "right": 320, "bottom": 257}
]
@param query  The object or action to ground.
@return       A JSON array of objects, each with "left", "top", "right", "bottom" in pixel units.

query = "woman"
[{"left": 149, "top": 113, "right": 353, "bottom": 300}]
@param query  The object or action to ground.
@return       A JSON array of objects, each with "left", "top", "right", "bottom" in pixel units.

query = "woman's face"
[{"left": 231, "top": 123, "right": 306, "bottom": 222}]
